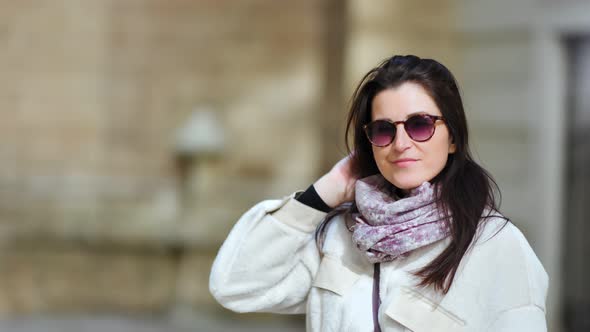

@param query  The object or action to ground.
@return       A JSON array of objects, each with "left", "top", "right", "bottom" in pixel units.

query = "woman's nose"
[{"left": 392, "top": 124, "right": 412, "bottom": 152}]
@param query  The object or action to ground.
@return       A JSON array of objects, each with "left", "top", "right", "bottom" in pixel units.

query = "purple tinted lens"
[
  {"left": 406, "top": 115, "right": 435, "bottom": 141},
  {"left": 367, "top": 121, "right": 395, "bottom": 146}
]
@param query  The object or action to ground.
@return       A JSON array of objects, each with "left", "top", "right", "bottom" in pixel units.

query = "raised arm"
[{"left": 209, "top": 194, "right": 326, "bottom": 314}]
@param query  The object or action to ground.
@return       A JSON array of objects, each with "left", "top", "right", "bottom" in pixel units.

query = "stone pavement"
[{"left": 0, "top": 313, "right": 305, "bottom": 332}]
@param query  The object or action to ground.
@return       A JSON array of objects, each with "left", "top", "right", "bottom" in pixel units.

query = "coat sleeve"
[
  {"left": 209, "top": 194, "right": 327, "bottom": 314},
  {"left": 470, "top": 221, "right": 549, "bottom": 332},
  {"left": 486, "top": 305, "right": 547, "bottom": 332}
]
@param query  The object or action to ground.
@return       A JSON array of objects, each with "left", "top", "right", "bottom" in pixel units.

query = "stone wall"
[{"left": 0, "top": 0, "right": 324, "bottom": 318}]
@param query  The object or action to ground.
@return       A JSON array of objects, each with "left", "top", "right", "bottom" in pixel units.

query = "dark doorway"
[{"left": 563, "top": 36, "right": 590, "bottom": 332}]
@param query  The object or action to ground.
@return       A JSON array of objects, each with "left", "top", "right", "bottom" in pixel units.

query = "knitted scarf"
[{"left": 351, "top": 174, "right": 451, "bottom": 263}]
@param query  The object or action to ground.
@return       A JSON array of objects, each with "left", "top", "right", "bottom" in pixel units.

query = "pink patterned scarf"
[{"left": 351, "top": 174, "right": 451, "bottom": 263}]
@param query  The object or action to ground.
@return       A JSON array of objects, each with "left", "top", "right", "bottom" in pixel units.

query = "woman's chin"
[{"left": 387, "top": 180, "right": 421, "bottom": 191}]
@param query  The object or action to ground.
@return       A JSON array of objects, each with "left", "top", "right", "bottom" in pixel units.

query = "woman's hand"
[{"left": 313, "top": 155, "right": 358, "bottom": 208}]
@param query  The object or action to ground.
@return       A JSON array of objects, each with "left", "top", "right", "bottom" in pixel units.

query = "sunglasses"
[{"left": 363, "top": 114, "right": 445, "bottom": 147}]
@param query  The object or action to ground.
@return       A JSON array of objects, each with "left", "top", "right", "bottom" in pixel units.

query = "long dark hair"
[{"left": 320, "top": 55, "right": 504, "bottom": 294}]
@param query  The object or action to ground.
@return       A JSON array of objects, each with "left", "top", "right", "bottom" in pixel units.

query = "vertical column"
[
  {"left": 318, "top": 0, "right": 349, "bottom": 173},
  {"left": 563, "top": 36, "right": 590, "bottom": 332}
]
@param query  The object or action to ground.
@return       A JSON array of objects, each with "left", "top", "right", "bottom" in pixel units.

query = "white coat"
[{"left": 209, "top": 193, "right": 548, "bottom": 331}]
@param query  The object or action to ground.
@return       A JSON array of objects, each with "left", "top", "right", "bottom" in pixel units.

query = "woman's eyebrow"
[
  {"left": 406, "top": 111, "right": 430, "bottom": 117},
  {"left": 373, "top": 111, "right": 431, "bottom": 121}
]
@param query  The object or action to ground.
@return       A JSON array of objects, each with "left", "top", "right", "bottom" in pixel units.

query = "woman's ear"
[{"left": 448, "top": 138, "right": 456, "bottom": 154}]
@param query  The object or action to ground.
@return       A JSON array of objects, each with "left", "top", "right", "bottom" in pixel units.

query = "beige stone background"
[{"left": 0, "top": 0, "right": 588, "bottom": 331}]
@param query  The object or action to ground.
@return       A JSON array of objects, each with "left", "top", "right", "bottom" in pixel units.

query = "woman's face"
[{"left": 370, "top": 82, "right": 456, "bottom": 191}]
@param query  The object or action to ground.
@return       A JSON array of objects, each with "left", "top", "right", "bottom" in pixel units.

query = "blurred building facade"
[{"left": 0, "top": 0, "right": 588, "bottom": 331}]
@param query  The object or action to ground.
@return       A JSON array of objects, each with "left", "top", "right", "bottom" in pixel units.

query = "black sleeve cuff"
[{"left": 295, "top": 184, "right": 333, "bottom": 213}]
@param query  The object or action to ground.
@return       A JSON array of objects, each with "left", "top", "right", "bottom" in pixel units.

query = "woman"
[{"left": 209, "top": 55, "right": 548, "bottom": 331}]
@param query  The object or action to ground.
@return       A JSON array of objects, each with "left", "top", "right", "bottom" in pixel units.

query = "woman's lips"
[{"left": 393, "top": 158, "right": 418, "bottom": 167}]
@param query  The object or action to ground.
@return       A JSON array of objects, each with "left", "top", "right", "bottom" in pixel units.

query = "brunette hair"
[{"left": 320, "top": 55, "right": 504, "bottom": 294}]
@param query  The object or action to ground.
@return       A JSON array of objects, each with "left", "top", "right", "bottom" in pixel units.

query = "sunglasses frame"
[{"left": 363, "top": 114, "right": 445, "bottom": 147}]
